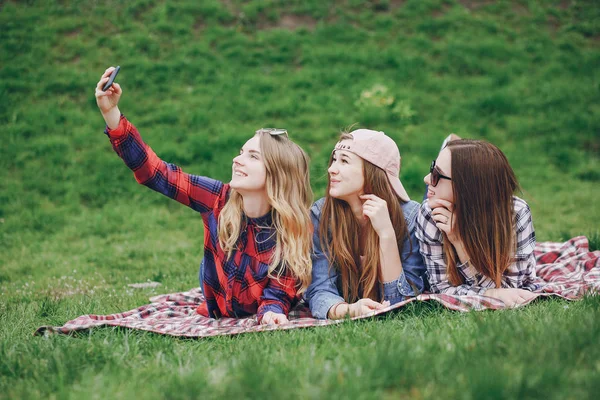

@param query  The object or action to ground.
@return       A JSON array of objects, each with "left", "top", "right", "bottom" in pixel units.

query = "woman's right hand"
[
  {"left": 261, "top": 311, "right": 289, "bottom": 326},
  {"left": 95, "top": 67, "right": 122, "bottom": 129},
  {"left": 348, "top": 298, "right": 390, "bottom": 317},
  {"left": 429, "top": 198, "right": 459, "bottom": 245},
  {"left": 95, "top": 67, "right": 122, "bottom": 113},
  {"left": 484, "top": 288, "right": 538, "bottom": 307}
]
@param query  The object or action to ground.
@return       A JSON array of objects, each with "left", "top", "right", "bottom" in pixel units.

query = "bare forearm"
[
  {"left": 379, "top": 234, "right": 403, "bottom": 282},
  {"left": 102, "top": 106, "right": 121, "bottom": 130},
  {"left": 328, "top": 298, "right": 387, "bottom": 319},
  {"left": 327, "top": 302, "right": 349, "bottom": 319}
]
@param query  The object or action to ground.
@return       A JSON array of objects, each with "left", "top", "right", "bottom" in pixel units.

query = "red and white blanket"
[{"left": 35, "top": 236, "right": 600, "bottom": 338}]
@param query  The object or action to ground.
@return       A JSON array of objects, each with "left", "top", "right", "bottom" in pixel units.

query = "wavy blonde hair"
[{"left": 217, "top": 132, "right": 313, "bottom": 293}]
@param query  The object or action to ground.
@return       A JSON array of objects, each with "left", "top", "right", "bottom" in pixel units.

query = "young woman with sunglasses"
[
  {"left": 305, "top": 129, "right": 426, "bottom": 319},
  {"left": 95, "top": 67, "right": 313, "bottom": 325},
  {"left": 416, "top": 139, "right": 545, "bottom": 307}
]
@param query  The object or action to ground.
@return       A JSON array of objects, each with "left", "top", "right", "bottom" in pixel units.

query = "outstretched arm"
[
  {"left": 416, "top": 199, "right": 540, "bottom": 306},
  {"left": 359, "top": 194, "right": 403, "bottom": 282},
  {"left": 94, "top": 68, "right": 226, "bottom": 214},
  {"left": 416, "top": 201, "right": 491, "bottom": 296}
]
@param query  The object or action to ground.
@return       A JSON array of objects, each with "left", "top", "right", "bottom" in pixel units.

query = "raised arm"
[
  {"left": 416, "top": 201, "right": 493, "bottom": 296},
  {"left": 94, "top": 67, "right": 226, "bottom": 214},
  {"left": 359, "top": 194, "right": 404, "bottom": 283},
  {"left": 305, "top": 200, "right": 388, "bottom": 319},
  {"left": 388, "top": 201, "right": 426, "bottom": 300},
  {"left": 95, "top": 67, "right": 122, "bottom": 129}
]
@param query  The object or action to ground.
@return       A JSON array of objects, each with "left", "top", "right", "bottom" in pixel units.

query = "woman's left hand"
[
  {"left": 429, "top": 199, "right": 461, "bottom": 245},
  {"left": 261, "top": 311, "right": 289, "bottom": 325},
  {"left": 360, "top": 194, "right": 394, "bottom": 238}
]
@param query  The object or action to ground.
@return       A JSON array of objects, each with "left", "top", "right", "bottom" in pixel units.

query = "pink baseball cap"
[{"left": 334, "top": 129, "right": 410, "bottom": 202}]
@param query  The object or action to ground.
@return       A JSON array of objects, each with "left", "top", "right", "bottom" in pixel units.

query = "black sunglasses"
[{"left": 429, "top": 159, "right": 452, "bottom": 187}]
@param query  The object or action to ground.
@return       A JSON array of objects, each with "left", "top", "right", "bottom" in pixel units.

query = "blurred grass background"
[{"left": 1, "top": 0, "right": 599, "bottom": 398}]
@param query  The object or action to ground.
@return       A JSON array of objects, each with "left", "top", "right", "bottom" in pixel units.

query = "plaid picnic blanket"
[{"left": 35, "top": 236, "right": 600, "bottom": 338}]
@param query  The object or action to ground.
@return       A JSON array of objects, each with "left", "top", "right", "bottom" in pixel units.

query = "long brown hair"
[
  {"left": 444, "top": 139, "right": 519, "bottom": 287},
  {"left": 218, "top": 132, "right": 314, "bottom": 294},
  {"left": 319, "top": 133, "right": 409, "bottom": 303}
]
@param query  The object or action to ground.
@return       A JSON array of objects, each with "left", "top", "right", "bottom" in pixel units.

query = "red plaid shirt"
[{"left": 105, "top": 115, "right": 299, "bottom": 322}]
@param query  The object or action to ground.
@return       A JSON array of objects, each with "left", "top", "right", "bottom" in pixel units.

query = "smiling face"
[
  {"left": 328, "top": 140, "right": 365, "bottom": 201},
  {"left": 424, "top": 147, "right": 454, "bottom": 204},
  {"left": 230, "top": 135, "right": 267, "bottom": 193}
]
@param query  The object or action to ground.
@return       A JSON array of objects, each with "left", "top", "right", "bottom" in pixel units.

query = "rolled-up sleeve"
[{"left": 382, "top": 272, "right": 413, "bottom": 304}]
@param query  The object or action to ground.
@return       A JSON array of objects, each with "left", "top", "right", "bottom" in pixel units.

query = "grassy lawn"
[{"left": 1, "top": 0, "right": 599, "bottom": 398}]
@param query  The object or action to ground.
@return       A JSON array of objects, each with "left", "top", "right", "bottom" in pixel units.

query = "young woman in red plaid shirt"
[
  {"left": 95, "top": 67, "right": 313, "bottom": 325},
  {"left": 416, "top": 139, "right": 545, "bottom": 307}
]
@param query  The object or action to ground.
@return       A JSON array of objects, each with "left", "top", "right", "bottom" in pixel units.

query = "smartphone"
[{"left": 102, "top": 66, "right": 120, "bottom": 91}]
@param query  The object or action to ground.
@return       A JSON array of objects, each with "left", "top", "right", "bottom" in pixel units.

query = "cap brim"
[{"left": 388, "top": 173, "right": 410, "bottom": 202}]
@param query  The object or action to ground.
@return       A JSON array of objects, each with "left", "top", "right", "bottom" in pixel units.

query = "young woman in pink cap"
[
  {"left": 416, "top": 139, "right": 545, "bottom": 306},
  {"left": 305, "top": 129, "right": 426, "bottom": 319}
]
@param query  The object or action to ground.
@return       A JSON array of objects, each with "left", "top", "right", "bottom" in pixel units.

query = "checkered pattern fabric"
[
  {"left": 416, "top": 197, "right": 546, "bottom": 295},
  {"left": 102, "top": 115, "right": 298, "bottom": 322},
  {"left": 36, "top": 237, "right": 600, "bottom": 338}
]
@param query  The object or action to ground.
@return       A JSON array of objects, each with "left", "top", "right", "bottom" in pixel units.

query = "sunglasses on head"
[
  {"left": 429, "top": 159, "right": 452, "bottom": 187},
  {"left": 256, "top": 128, "right": 288, "bottom": 137}
]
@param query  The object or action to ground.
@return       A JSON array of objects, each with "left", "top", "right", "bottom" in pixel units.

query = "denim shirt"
[{"left": 305, "top": 197, "right": 427, "bottom": 319}]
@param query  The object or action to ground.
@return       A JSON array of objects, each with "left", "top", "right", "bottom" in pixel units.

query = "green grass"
[{"left": 1, "top": 0, "right": 599, "bottom": 398}]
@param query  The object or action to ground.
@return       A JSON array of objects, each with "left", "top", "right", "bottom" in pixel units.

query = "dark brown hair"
[{"left": 444, "top": 139, "right": 519, "bottom": 287}]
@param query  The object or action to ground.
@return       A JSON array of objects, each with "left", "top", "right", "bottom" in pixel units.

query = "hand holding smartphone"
[
  {"left": 102, "top": 66, "right": 120, "bottom": 91},
  {"left": 96, "top": 66, "right": 123, "bottom": 129}
]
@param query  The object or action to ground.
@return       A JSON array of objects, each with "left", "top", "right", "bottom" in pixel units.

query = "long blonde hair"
[
  {"left": 217, "top": 132, "right": 314, "bottom": 293},
  {"left": 319, "top": 133, "right": 409, "bottom": 302},
  {"left": 443, "top": 139, "right": 518, "bottom": 287}
]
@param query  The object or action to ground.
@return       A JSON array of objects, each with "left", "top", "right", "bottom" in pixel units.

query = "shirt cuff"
[
  {"left": 469, "top": 285, "right": 492, "bottom": 296},
  {"left": 257, "top": 302, "right": 285, "bottom": 323},
  {"left": 103, "top": 114, "right": 128, "bottom": 139},
  {"left": 456, "top": 259, "right": 478, "bottom": 284},
  {"left": 310, "top": 292, "right": 345, "bottom": 319},
  {"left": 382, "top": 271, "right": 416, "bottom": 305}
]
